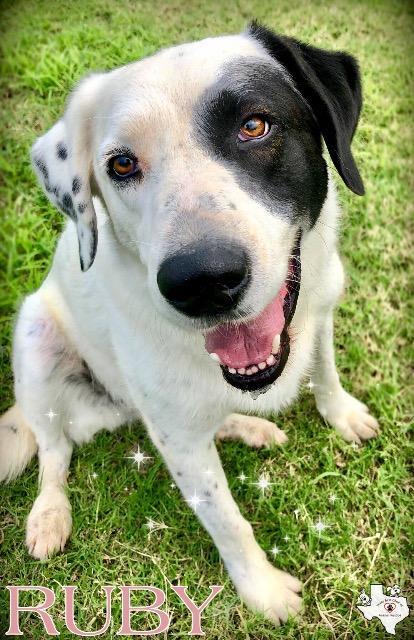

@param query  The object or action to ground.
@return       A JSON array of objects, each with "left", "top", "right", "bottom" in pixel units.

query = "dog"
[
  {"left": 0, "top": 22, "right": 379, "bottom": 625},
  {"left": 358, "top": 590, "right": 372, "bottom": 606}
]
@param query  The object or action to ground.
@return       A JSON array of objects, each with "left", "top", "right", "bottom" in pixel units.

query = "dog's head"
[{"left": 32, "top": 23, "right": 363, "bottom": 393}]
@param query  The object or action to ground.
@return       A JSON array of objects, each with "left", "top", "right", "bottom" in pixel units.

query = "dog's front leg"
[
  {"left": 145, "top": 409, "right": 302, "bottom": 625},
  {"left": 312, "top": 310, "right": 379, "bottom": 443}
]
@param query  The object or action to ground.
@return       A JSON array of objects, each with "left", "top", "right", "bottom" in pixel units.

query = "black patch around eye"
[
  {"left": 78, "top": 202, "right": 87, "bottom": 214},
  {"left": 194, "top": 60, "right": 328, "bottom": 227},
  {"left": 72, "top": 176, "right": 82, "bottom": 195},
  {"left": 56, "top": 142, "right": 68, "bottom": 160}
]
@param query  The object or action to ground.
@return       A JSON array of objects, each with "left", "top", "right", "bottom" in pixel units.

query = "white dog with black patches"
[{"left": 0, "top": 23, "right": 379, "bottom": 625}]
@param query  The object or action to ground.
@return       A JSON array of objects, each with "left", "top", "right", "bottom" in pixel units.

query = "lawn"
[{"left": 0, "top": 0, "right": 413, "bottom": 637}]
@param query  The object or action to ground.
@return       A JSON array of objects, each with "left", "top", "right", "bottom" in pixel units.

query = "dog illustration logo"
[
  {"left": 387, "top": 585, "right": 402, "bottom": 598},
  {"left": 358, "top": 589, "right": 372, "bottom": 606},
  {"left": 357, "top": 584, "right": 409, "bottom": 635}
]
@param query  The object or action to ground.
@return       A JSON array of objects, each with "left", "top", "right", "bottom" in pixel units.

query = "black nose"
[{"left": 157, "top": 240, "right": 250, "bottom": 318}]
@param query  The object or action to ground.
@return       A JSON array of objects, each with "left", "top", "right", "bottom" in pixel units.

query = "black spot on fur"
[
  {"left": 214, "top": 482, "right": 218, "bottom": 489},
  {"left": 34, "top": 158, "right": 49, "bottom": 181},
  {"left": 57, "top": 142, "right": 68, "bottom": 160},
  {"left": 62, "top": 192, "right": 73, "bottom": 210},
  {"left": 204, "top": 490, "right": 212, "bottom": 497},
  {"left": 9, "top": 425, "right": 17, "bottom": 434},
  {"left": 72, "top": 176, "right": 81, "bottom": 195},
  {"left": 78, "top": 202, "right": 87, "bottom": 214},
  {"left": 65, "top": 359, "right": 121, "bottom": 406},
  {"left": 197, "top": 193, "right": 219, "bottom": 211},
  {"left": 177, "top": 471, "right": 183, "bottom": 477},
  {"left": 60, "top": 192, "right": 76, "bottom": 219},
  {"left": 90, "top": 218, "right": 98, "bottom": 263},
  {"left": 228, "top": 202, "right": 236, "bottom": 210}
]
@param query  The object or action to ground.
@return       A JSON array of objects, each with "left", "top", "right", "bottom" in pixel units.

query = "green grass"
[{"left": 0, "top": 0, "right": 413, "bottom": 637}]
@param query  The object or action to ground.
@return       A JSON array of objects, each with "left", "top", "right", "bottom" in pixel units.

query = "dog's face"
[{"left": 32, "top": 24, "right": 363, "bottom": 393}]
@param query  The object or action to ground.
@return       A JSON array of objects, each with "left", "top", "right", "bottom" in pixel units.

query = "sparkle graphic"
[
  {"left": 145, "top": 518, "right": 156, "bottom": 531},
  {"left": 283, "top": 535, "right": 290, "bottom": 542},
  {"left": 126, "top": 445, "right": 152, "bottom": 471},
  {"left": 329, "top": 493, "right": 337, "bottom": 503},
  {"left": 271, "top": 545, "right": 280, "bottom": 557},
  {"left": 186, "top": 489, "right": 206, "bottom": 512},
  {"left": 203, "top": 468, "right": 215, "bottom": 478},
  {"left": 170, "top": 483, "right": 176, "bottom": 489},
  {"left": 238, "top": 473, "right": 247, "bottom": 483},
  {"left": 92, "top": 472, "right": 98, "bottom": 479},
  {"left": 313, "top": 519, "right": 329, "bottom": 536},
  {"left": 306, "top": 380, "right": 316, "bottom": 390},
  {"left": 45, "top": 409, "right": 58, "bottom": 422},
  {"left": 251, "top": 474, "right": 274, "bottom": 495},
  {"left": 144, "top": 518, "right": 168, "bottom": 535}
]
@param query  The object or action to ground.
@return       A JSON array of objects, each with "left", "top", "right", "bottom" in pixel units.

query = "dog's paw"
[
  {"left": 26, "top": 489, "right": 72, "bottom": 560},
  {"left": 317, "top": 389, "right": 379, "bottom": 444},
  {"left": 216, "top": 414, "right": 288, "bottom": 448},
  {"left": 232, "top": 560, "right": 302, "bottom": 625}
]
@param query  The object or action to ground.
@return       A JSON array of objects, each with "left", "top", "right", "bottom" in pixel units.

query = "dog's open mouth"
[{"left": 205, "top": 234, "right": 301, "bottom": 393}]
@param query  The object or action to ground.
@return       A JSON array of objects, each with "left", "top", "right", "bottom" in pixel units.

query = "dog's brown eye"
[
  {"left": 238, "top": 116, "right": 270, "bottom": 141},
  {"left": 110, "top": 155, "right": 138, "bottom": 178}
]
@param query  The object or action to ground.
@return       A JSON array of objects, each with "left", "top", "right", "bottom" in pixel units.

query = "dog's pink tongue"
[{"left": 205, "top": 286, "right": 287, "bottom": 369}]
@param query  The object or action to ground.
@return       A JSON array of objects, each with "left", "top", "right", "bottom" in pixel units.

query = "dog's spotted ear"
[
  {"left": 31, "top": 73, "right": 105, "bottom": 271},
  {"left": 249, "top": 22, "right": 365, "bottom": 195}
]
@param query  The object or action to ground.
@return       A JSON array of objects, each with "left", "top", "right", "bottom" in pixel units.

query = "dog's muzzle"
[
  {"left": 157, "top": 233, "right": 301, "bottom": 394},
  {"left": 205, "top": 233, "right": 302, "bottom": 394}
]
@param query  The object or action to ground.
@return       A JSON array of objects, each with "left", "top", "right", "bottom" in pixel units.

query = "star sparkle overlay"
[
  {"left": 313, "top": 519, "right": 329, "bottom": 536},
  {"left": 126, "top": 445, "right": 153, "bottom": 471},
  {"left": 251, "top": 474, "right": 274, "bottom": 495},
  {"left": 45, "top": 408, "right": 58, "bottom": 422},
  {"left": 186, "top": 489, "right": 207, "bottom": 512},
  {"left": 144, "top": 518, "right": 168, "bottom": 536}
]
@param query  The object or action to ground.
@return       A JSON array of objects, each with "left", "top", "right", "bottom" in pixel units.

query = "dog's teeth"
[
  {"left": 266, "top": 354, "right": 276, "bottom": 366},
  {"left": 250, "top": 366, "right": 258, "bottom": 374},
  {"left": 258, "top": 361, "right": 266, "bottom": 370},
  {"left": 246, "top": 368, "right": 253, "bottom": 375},
  {"left": 272, "top": 334, "right": 281, "bottom": 353},
  {"left": 237, "top": 368, "right": 246, "bottom": 375},
  {"left": 228, "top": 367, "right": 236, "bottom": 374},
  {"left": 209, "top": 352, "right": 221, "bottom": 363}
]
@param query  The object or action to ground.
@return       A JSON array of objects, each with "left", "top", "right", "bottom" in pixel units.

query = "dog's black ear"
[{"left": 249, "top": 22, "right": 364, "bottom": 195}]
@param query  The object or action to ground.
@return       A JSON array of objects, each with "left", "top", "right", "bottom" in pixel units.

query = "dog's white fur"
[{"left": 0, "top": 33, "right": 379, "bottom": 625}]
